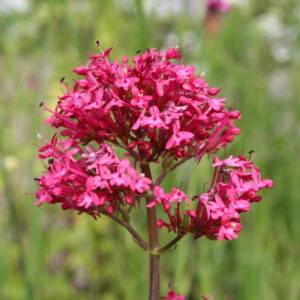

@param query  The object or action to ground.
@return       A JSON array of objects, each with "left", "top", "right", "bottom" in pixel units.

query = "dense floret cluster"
[
  {"left": 35, "top": 43, "right": 273, "bottom": 240},
  {"left": 151, "top": 155, "right": 273, "bottom": 240}
]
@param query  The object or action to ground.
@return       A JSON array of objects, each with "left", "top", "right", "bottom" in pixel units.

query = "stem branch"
[
  {"left": 154, "top": 155, "right": 193, "bottom": 187},
  {"left": 157, "top": 233, "right": 186, "bottom": 254},
  {"left": 101, "top": 210, "right": 149, "bottom": 251}
]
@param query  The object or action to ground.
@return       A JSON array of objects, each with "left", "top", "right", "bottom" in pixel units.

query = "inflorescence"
[{"left": 35, "top": 43, "right": 273, "bottom": 241}]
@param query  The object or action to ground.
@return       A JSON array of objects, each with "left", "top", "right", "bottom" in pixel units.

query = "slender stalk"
[
  {"left": 101, "top": 210, "right": 149, "bottom": 251},
  {"left": 140, "top": 162, "right": 160, "bottom": 300},
  {"left": 154, "top": 155, "right": 193, "bottom": 187},
  {"left": 157, "top": 233, "right": 186, "bottom": 254}
]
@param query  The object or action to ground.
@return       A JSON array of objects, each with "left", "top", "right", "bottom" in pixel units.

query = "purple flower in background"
[{"left": 206, "top": 0, "right": 231, "bottom": 13}]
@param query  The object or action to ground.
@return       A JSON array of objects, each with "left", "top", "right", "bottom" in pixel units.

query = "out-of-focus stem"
[
  {"left": 134, "top": 0, "right": 149, "bottom": 49},
  {"left": 140, "top": 162, "right": 160, "bottom": 300}
]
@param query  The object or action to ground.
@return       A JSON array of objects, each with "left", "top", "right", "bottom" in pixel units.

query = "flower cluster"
[
  {"left": 43, "top": 43, "right": 240, "bottom": 162},
  {"left": 149, "top": 155, "right": 273, "bottom": 241},
  {"left": 35, "top": 43, "right": 273, "bottom": 240},
  {"left": 36, "top": 134, "right": 151, "bottom": 217}
]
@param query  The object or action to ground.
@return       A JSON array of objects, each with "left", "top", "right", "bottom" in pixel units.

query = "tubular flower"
[{"left": 35, "top": 43, "right": 273, "bottom": 240}]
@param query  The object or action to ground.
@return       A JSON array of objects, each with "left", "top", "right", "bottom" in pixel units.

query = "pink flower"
[
  {"left": 206, "top": 194, "right": 227, "bottom": 220},
  {"left": 162, "top": 102, "right": 187, "bottom": 125},
  {"left": 131, "top": 86, "right": 153, "bottom": 108},
  {"left": 169, "top": 188, "right": 189, "bottom": 206},
  {"left": 115, "top": 65, "right": 140, "bottom": 91},
  {"left": 166, "top": 121, "right": 194, "bottom": 150},
  {"left": 35, "top": 189, "right": 52, "bottom": 206},
  {"left": 147, "top": 186, "right": 171, "bottom": 210},
  {"left": 127, "top": 166, "right": 152, "bottom": 193},
  {"left": 218, "top": 220, "right": 242, "bottom": 241},
  {"left": 212, "top": 155, "right": 246, "bottom": 168},
  {"left": 77, "top": 176, "right": 102, "bottom": 208},
  {"left": 206, "top": 0, "right": 231, "bottom": 13},
  {"left": 161, "top": 289, "right": 186, "bottom": 300},
  {"left": 207, "top": 97, "right": 226, "bottom": 111},
  {"left": 132, "top": 106, "right": 169, "bottom": 130},
  {"left": 147, "top": 186, "right": 189, "bottom": 210},
  {"left": 109, "top": 159, "right": 131, "bottom": 187}
]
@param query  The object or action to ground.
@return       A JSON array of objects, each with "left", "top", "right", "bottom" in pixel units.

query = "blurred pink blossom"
[
  {"left": 206, "top": 0, "right": 231, "bottom": 13},
  {"left": 161, "top": 289, "right": 186, "bottom": 300}
]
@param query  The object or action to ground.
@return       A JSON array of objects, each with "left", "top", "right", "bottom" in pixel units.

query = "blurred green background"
[{"left": 0, "top": 0, "right": 299, "bottom": 299}]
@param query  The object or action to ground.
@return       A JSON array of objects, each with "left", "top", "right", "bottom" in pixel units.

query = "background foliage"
[{"left": 0, "top": 0, "right": 299, "bottom": 299}]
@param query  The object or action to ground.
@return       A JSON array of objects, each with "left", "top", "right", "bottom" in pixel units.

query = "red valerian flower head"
[{"left": 35, "top": 43, "right": 272, "bottom": 241}]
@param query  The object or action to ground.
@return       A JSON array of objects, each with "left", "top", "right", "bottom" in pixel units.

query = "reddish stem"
[
  {"left": 154, "top": 155, "right": 193, "bottom": 187},
  {"left": 100, "top": 210, "right": 149, "bottom": 251},
  {"left": 140, "top": 162, "right": 160, "bottom": 300},
  {"left": 157, "top": 233, "right": 186, "bottom": 254}
]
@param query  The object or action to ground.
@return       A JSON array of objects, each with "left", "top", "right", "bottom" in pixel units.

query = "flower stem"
[
  {"left": 100, "top": 210, "right": 149, "bottom": 251},
  {"left": 154, "top": 155, "right": 193, "bottom": 187},
  {"left": 140, "top": 162, "right": 160, "bottom": 300},
  {"left": 157, "top": 233, "right": 186, "bottom": 254}
]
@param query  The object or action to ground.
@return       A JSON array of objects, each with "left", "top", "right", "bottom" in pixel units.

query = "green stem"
[{"left": 134, "top": 0, "right": 149, "bottom": 49}]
